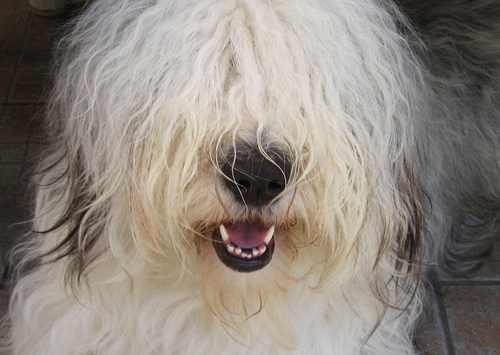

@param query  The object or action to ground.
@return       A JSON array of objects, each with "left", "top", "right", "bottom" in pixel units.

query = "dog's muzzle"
[{"left": 212, "top": 148, "right": 290, "bottom": 272}]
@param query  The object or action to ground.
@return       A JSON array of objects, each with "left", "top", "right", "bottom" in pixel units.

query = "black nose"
[{"left": 221, "top": 149, "right": 290, "bottom": 206}]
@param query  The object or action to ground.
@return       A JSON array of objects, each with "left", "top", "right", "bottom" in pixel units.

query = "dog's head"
[{"left": 36, "top": 0, "right": 426, "bottom": 345}]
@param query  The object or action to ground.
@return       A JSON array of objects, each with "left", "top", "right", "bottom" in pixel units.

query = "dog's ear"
[
  {"left": 32, "top": 150, "right": 106, "bottom": 285},
  {"left": 393, "top": 156, "right": 425, "bottom": 275}
]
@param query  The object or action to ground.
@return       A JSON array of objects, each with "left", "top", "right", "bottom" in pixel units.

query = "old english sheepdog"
[{"left": 6, "top": 0, "right": 500, "bottom": 354}]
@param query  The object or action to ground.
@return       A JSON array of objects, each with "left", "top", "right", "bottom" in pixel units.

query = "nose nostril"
[
  {"left": 236, "top": 179, "right": 251, "bottom": 193},
  {"left": 267, "top": 181, "right": 285, "bottom": 194}
]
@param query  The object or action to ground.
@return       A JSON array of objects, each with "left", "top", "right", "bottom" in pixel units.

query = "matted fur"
[{"left": 6, "top": 0, "right": 500, "bottom": 354}]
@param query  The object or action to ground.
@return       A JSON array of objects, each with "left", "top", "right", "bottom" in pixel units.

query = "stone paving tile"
[
  {"left": 0, "top": 37, "right": 23, "bottom": 67},
  {"left": 444, "top": 285, "right": 500, "bottom": 355},
  {"left": 19, "top": 36, "right": 53, "bottom": 68},
  {"left": 0, "top": 184, "right": 32, "bottom": 254},
  {"left": 0, "top": 0, "right": 29, "bottom": 36},
  {"left": 0, "top": 144, "right": 26, "bottom": 164},
  {"left": 8, "top": 68, "right": 46, "bottom": 103},
  {"left": 0, "top": 185, "right": 31, "bottom": 223},
  {"left": 415, "top": 291, "right": 448, "bottom": 355},
  {"left": 0, "top": 122, "right": 30, "bottom": 143},
  {"left": 1, "top": 105, "right": 36, "bottom": 125},
  {"left": 0, "top": 69, "right": 13, "bottom": 102},
  {"left": 0, "top": 165, "right": 21, "bottom": 185}
]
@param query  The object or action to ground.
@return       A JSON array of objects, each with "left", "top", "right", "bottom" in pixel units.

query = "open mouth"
[{"left": 212, "top": 222, "right": 275, "bottom": 273}]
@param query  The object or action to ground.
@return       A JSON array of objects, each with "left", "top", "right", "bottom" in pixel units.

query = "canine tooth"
[
  {"left": 235, "top": 247, "right": 242, "bottom": 256},
  {"left": 227, "top": 244, "right": 235, "bottom": 253},
  {"left": 219, "top": 224, "right": 230, "bottom": 243},
  {"left": 264, "top": 225, "right": 275, "bottom": 245},
  {"left": 252, "top": 248, "right": 259, "bottom": 257}
]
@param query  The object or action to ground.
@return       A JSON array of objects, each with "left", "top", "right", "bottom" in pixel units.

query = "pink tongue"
[{"left": 224, "top": 222, "right": 268, "bottom": 249}]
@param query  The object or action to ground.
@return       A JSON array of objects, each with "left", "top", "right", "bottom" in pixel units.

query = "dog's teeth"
[
  {"left": 252, "top": 248, "right": 259, "bottom": 257},
  {"left": 246, "top": 254, "right": 252, "bottom": 259},
  {"left": 235, "top": 247, "right": 242, "bottom": 256},
  {"left": 219, "top": 224, "right": 230, "bottom": 243},
  {"left": 226, "top": 243, "right": 235, "bottom": 253},
  {"left": 259, "top": 245, "right": 266, "bottom": 254},
  {"left": 241, "top": 252, "right": 248, "bottom": 258},
  {"left": 264, "top": 225, "right": 275, "bottom": 245}
]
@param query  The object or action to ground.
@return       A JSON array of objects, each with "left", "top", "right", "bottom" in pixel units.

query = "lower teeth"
[{"left": 226, "top": 242, "right": 267, "bottom": 259}]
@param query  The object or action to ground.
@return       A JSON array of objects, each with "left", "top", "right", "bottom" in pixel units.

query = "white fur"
[{"left": 6, "top": 0, "right": 500, "bottom": 354}]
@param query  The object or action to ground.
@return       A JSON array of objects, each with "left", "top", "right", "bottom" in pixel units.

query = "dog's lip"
[{"left": 212, "top": 222, "right": 275, "bottom": 273}]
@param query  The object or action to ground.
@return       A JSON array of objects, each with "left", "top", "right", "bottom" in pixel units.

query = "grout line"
[
  {"left": 435, "top": 278, "right": 500, "bottom": 287},
  {"left": 432, "top": 283, "right": 456, "bottom": 355},
  {"left": 5, "top": 11, "right": 34, "bottom": 104},
  {"left": 0, "top": 102, "right": 38, "bottom": 106},
  {"left": 0, "top": 103, "right": 5, "bottom": 125}
]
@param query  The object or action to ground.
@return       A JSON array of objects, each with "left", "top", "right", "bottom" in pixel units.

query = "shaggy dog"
[{"left": 7, "top": 0, "right": 500, "bottom": 354}]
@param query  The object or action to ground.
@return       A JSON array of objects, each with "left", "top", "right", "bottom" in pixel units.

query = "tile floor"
[{"left": 0, "top": 1, "right": 499, "bottom": 354}]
